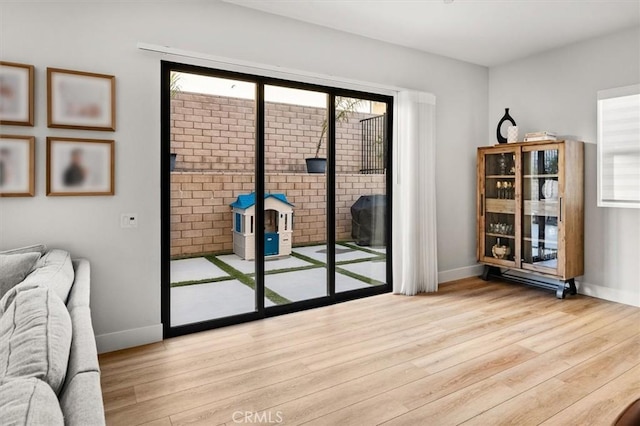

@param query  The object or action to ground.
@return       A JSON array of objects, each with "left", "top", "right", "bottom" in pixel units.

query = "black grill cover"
[{"left": 351, "top": 195, "right": 386, "bottom": 246}]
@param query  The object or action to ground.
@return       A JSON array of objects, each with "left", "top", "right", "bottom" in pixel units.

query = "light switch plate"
[{"left": 121, "top": 213, "right": 138, "bottom": 228}]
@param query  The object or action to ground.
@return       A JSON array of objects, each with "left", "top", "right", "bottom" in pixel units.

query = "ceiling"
[{"left": 223, "top": 0, "right": 640, "bottom": 67}]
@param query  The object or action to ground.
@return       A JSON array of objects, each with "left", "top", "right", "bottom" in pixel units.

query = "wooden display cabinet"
[{"left": 477, "top": 140, "right": 584, "bottom": 298}]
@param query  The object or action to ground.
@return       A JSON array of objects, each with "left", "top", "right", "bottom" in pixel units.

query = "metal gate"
[{"left": 360, "top": 114, "right": 386, "bottom": 174}]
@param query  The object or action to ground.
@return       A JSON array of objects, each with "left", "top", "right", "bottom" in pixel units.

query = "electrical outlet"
[{"left": 120, "top": 214, "right": 138, "bottom": 228}]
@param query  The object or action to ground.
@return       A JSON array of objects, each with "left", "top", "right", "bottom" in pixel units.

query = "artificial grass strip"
[
  {"left": 339, "top": 242, "right": 387, "bottom": 256},
  {"left": 336, "top": 256, "right": 385, "bottom": 266},
  {"left": 263, "top": 288, "right": 290, "bottom": 305},
  {"left": 205, "top": 255, "right": 254, "bottom": 286},
  {"left": 290, "top": 251, "right": 326, "bottom": 266},
  {"left": 170, "top": 276, "right": 235, "bottom": 288},
  {"left": 254, "top": 264, "right": 323, "bottom": 277},
  {"left": 292, "top": 244, "right": 385, "bottom": 266},
  {"left": 170, "top": 250, "right": 234, "bottom": 261},
  {"left": 205, "top": 255, "right": 291, "bottom": 305},
  {"left": 336, "top": 266, "right": 385, "bottom": 286}
]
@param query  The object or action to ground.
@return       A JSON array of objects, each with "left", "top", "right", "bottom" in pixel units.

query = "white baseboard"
[
  {"left": 438, "top": 264, "right": 484, "bottom": 284},
  {"left": 578, "top": 281, "right": 640, "bottom": 307},
  {"left": 436, "top": 266, "right": 640, "bottom": 307},
  {"left": 96, "top": 323, "right": 163, "bottom": 354}
]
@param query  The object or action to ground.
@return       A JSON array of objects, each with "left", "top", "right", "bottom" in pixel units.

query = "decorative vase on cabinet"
[
  {"left": 496, "top": 108, "right": 516, "bottom": 144},
  {"left": 476, "top": 140, "right": 584, "bottom": 298}
]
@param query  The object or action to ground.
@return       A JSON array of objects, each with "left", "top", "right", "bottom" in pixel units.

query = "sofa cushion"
[
  {"left": 0, "top": 244, "right": 48, "bottom": 256},
  {"left": 0, "top": 285, "right": 72, "bottom": 395},
  {"left": 22, "top": 249, "right": 74, "bottom": 303},
  {"left": 0, "top": 252, "right": 41, "bottom": 300},
  {"left": 0, "top": 378, "right": 64, "bottom": 426}
]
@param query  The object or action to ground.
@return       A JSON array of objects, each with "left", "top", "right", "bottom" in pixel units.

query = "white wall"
[
  {"left": 0, "top": 1, "right": 488, "bottom": 351},
  {"left": 489, "top": 26, "right": 640, "bottom": 306}
]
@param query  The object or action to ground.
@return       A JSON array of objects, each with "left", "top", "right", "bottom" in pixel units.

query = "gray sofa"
[{"left": 0, "top": 246, "right": 105, "bottom": 425}]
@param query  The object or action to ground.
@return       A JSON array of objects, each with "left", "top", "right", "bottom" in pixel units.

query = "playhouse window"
[
  {"left": 284, "top": 214, "right": 288, "bottom": 231},
  {"left": 235, "top": 213, "right": 243, "bottom": 233},
  {"left": 250, "top": 216, "right": 254, "bottom": 234}
]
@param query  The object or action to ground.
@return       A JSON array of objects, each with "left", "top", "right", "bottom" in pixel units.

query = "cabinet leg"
[
  {"left": 556, "top": 283, "right": 567, "bottom": 299},
  {"left": 481, "top": 265, "right": 491, "bottom": 281},
  {"left": 556, "top": 279, "right": 578, "bottom": 299},
  {"left": 481, "top": 266, "right": 501, "bottom": 281}
]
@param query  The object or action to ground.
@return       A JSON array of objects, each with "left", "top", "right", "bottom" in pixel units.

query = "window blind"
[{"left": 597, "top": 84, "right": 640, "bottom": 208}]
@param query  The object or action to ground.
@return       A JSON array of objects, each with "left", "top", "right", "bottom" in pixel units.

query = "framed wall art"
[
  {"left": 47, "top": 68, "right": 116, "bottom": 131},
  {"left": 47, "top": 137, "right": 114, "bottom": 196},
  {"left": 0, "top": 62, "right": 35, "bottom": 126},
  {"left": 0, "top": 135, "right": 35, "bottom": 197}
]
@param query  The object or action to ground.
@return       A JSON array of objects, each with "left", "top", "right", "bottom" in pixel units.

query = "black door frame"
[{"left": 161, "top": 61, "right": 394, "bottom": 338}]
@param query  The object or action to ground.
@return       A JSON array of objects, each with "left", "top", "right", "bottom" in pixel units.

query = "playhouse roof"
[{"left": 230, "top": 192, "right": 294, "bottom": 210}]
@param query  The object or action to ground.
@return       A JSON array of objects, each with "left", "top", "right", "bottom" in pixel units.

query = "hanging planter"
[{"left": 305, "top": 158, "right": 326, "bottom": 174}]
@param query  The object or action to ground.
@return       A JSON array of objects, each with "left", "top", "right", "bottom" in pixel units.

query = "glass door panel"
[
  {"left": 263, "top": 85, "right": 328, "bottom": 306},
  {"left": 335, "top": 97, "right": 388, "bottom": 292},
  {"left": 522, "top": 148, "right": 560, "bottom": 272},
  {"left": 169, "top": 72, "right": 257, "bottom": 326},
  {"left": 483, "top": 152, "right": 517, "bottom": 262}
]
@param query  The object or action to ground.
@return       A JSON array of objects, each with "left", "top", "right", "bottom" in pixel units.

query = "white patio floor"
[
  {"left": 171, "top": 280, "right": 275, "bottom": 327},
  {"left": 170, "top": 243, "right": 386, "bottom": 326}
]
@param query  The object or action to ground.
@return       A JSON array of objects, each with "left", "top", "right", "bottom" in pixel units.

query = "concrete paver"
[
  {"left": 170, "top": 257, "right": 229, "bottom": 283},
  {"left": 171, "top": 279, "right": 275, "bottom": 326}
]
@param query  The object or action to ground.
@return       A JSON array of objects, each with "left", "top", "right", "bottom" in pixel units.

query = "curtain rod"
[{"left": 136, "top": 42, "right": 407, "bottom": 96}]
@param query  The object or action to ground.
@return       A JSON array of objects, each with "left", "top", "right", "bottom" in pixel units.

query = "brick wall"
[
  {"left": 169, "top": 91, "right": 387, "bottom": 257},
  {"left": 171, "top": 172, "right": 386, "bottom": 257},
  {"left": 171, "top": 92, "right": 377, "bottom": 174}
]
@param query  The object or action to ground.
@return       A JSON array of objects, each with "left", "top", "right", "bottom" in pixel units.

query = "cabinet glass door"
[
  {"left": 483, "top": 151, "right": 517, "bottom": 264},
  {"left": 522, "top": 147, "right": 561, "bottom": 273}
]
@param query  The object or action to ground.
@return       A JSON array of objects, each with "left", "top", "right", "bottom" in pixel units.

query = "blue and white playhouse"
[{"left": 230, "top": 192, "right": 294, "bottom": 260}]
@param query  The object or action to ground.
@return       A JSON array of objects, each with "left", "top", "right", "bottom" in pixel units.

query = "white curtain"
[{"left": 392, "top": 91, "right": 438, "bottom": 295}]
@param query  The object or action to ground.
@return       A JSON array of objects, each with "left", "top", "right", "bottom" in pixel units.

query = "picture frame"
[
  {"left": 0, "top": 62, "right": 35, "bottom": 126},
  {"left": 47, "top": 137, "right": 114, "bottom": 196},
  {"left": 47, "top": 68, "right": 116, "bottom": 131},
  {"left": 0, "top": 135, "right": 35, "bottom": 197}
]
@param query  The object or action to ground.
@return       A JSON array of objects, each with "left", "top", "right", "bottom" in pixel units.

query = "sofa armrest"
[
  {"left": 67, "top": 259, "right": 90, "bottom": 310},
  {"left": 59, "top": 372, "right": 105, "bottom": 426},
  {"left": 60, "top": 259, "right": 105, "bottom": 425}
]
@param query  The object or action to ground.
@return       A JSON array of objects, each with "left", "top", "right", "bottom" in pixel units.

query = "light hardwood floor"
[{"left": 99, "top": 278, "right": 640, "bottom": 425}]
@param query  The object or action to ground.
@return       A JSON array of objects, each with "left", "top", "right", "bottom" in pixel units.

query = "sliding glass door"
[
  {"left": 335, "top": 96, "right": 389, "bottom": 293},
  {"left": 161, "top": 62, "right": 393, "bottom": 337},
  {"left": 166, "top": 71, "right": 258, "bottom": 328},
  {"left": 263, "top": 85, "right": 329, "bottom": 307}
]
